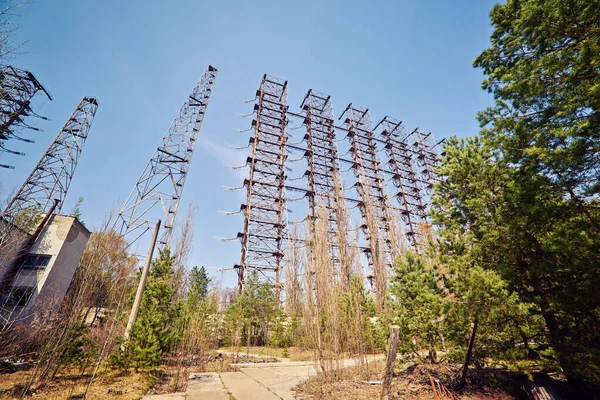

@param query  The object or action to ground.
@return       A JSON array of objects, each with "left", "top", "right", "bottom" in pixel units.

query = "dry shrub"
[
  {"left": 159, "top": 203, "right": 223, "bottom": 392},
  {"left": 298, "top": 202, "right": 378, "bottom": 384},
  {"left": 0, "top": 219, "right": 138, "bottom": 397}
]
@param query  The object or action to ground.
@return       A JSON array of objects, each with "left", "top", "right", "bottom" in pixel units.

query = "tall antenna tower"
[
  {"left": 229, "top": 73, "right": 444, "bottom": 302},
  {"left": 114, "top": 65, "right": 218, "bottom": 249},
  {"left": 412, "top": 129, "right": 443, "bottom": 206},
  {"left": 1, "top": 97, "right": 98, "bottom": 228},
  {"left": 341, "top": 104, "right": 394, "bottom": 307},
  {"left": 0, "top": 65, "right": 52, "bottom": 169},
  {"left": 299, "top": 89, "right": 351, "bottom": 285},
  {"left": 377, "top": 117, "right": 426, "bottom": 249},
  {"left": 235, "top": 75, "right": 288, "bottom": 293}
]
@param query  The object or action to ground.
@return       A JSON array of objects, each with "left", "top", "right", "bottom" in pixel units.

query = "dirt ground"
[
  {"left": 217, "top": 346, "right": 316, "bottom": 362},
  {"left": 0, "top": 367, "right": 153, "bottom": 400},
  {"left": 294, "top": 360, "right": 528, "bottom": 400}
]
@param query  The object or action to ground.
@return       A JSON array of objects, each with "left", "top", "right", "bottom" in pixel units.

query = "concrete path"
[
  {"left": 143, "top": 372, "right": 230, "bottom": 400},
  {"left": 226, "top": 361, "right": 318, "bottom": 400},
  {"left": 144, "top": 356, "right": 382, "bottom": 400},
  {"left": 187, "top": 372, "right": 230, "bottom": 400},
  {"left": 221, "top": 370, "right": 281, "bottom": 400},
  {"left": 225, "top": 356, "right": 382, "bottom": 400}
]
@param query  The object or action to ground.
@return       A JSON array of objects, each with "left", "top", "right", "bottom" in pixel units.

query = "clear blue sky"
[{"left": 1, "top": 0, "right": 497, "bottom": 287}]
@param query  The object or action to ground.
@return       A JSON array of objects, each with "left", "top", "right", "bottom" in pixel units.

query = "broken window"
[{"left": 22, "top": 254, "right": 52, "bottom": 270}]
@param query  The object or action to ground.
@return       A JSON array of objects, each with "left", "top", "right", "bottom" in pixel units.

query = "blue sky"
[{"left": 1, "top": 0, "right": 496, "bottom": 287}]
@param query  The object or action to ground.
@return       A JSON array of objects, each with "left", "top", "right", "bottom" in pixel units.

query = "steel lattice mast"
[
  {"left": 1, "top": 97, "right": 98, "bottom": 228},
  {"left": 341, "top": 104, "right": 394, "bottom": 307},
  {"left": 115, "top": 65, "right": 218, "bottom": 249},
  {"left": 0, "top": 65, "right": 52, "bottom": 169},
  {"left": 299, "top": 89, "right": 351, "bottom": 285},
  {"left": 229, "top": 73, "right": 444, "bottom": 301},
  {"left": 235, "top": 75, "right": 288, "bottom": 293},
  {"left": 376, "top": 117, "right": 426, "bottom": 249},
  {"left": 411, "top": 129, "right": 443, "bottom": 205}
]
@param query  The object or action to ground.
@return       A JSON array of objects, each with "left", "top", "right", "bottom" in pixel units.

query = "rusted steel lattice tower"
[
  {"left": 230, "top": 73, "right": 444, "bottom": 301},
  {"left": 376, "top": 117, "right": 426, "bottom": 249},
  {"left": 412, "top": 129, "right": 443, "bottom": 204},
  {"left": 0, "top": 65, "right": 52, "bottom": 169},
  {"left": 235, "top": 75, "right": 288, "bottom": 294},
  {"left": 340, "top": 104, "right": 394, "bottom": 307},
  {"left": 298, "top": 90, "right": 351, "bottom": 285},
  {"left": 115, "top": 65, "right": 218, "bottom": 249},
  {"left": 1, "top": 97, "right": 99, "bottom": 228}
]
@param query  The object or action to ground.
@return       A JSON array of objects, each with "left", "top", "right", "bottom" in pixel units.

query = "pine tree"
[
  {"left": 433, "top": 134, "right": 600, "bottom": 393},
  {"left": 473, "top": 7, "right": 600, "bottom": 390},
  {"left": 189, "top": 265, "right": 210, "bottom": 301},
  {"left": 127, "top": 248, "right": 183, "bottom": 370},
  {"left": 224, "top": 271, "right": 278, "bottom": 348},
  {"left": 388, "top": 252, "right": 448, "bottom": 361}
]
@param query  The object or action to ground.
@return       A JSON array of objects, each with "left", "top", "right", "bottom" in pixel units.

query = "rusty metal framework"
[
  {"left": 300, "top": 90, "right": 338, "bottom": 219},
  {"left": 0, "top": 65, "right": 51, "bottom": 169},
  {"left": 412, "top": 129, "right": 443, "bottom": 202},
  {"left": 235, "top": 75, "right": 288, "bottom": 293},
  {"left": 115, "top": 65, "right": 218, "bottom": 249},
  {"left": 340, "top": 104, "right": 394, "bottom": 305},
  {"left": 376, "top": 117, "right": 426, "bottom": 249},
  {"left": 298, "top": 90, "right": 353, "bottom": 282},
  {"left": 230, "top": 74, "right": 443, "bottom": 297},
  {"left": 1, "top": 97, "right": 98, "bottom": 228}
]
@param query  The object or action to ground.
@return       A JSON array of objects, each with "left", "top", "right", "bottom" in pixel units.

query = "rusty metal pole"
[{"left": 124, "top": 219, "right": 161, "bottom": 340}]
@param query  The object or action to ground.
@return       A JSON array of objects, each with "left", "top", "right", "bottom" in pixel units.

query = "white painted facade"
[{"left": 3, "top": 215, "right": 91, "bottom": 322}]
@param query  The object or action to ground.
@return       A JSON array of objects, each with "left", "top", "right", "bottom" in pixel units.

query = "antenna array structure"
[
  {"left": 1, "top": 97, "right": 99, "bottom": 227},
  {"left": 114, "top": 65, "right": 218, "bottom": 250},
  {"left": 0, "top": 65, "right": 52, "bottom": 169},
  {"left": 235, "top": 75, "right": 288, "bottom": 294},
  {"left": 229, "top": 74, "right": 443, "bottom": 304}
]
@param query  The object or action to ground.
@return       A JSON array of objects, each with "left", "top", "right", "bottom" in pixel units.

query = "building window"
[
  {"left": 2, "top": 286, "right": 35, "bottom": 307},
  {"left": 22, "top": 254, "right": 52, "bottom": 270}
]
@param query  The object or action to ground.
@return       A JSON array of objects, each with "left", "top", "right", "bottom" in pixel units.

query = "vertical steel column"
[
  {"left": 376, "top": 117, "right": 426, "bottom": 250},
  {"left": 411, "top": 129, "right": 442, "bottom": 203},
  {"left": 340, "top": 104, "right": 393, "bottom": 307},
  {"left": 236, "top": 75, "right": 288, "bottom": 294},
  {"left": 299, "top": 90, "right": 351, "bottom": 284}
]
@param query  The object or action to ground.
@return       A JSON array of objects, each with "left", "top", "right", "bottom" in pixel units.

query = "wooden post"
[
  {"left": 381, "top": 325, "right": 399, "bottom": 400},
  {"left": 124, "top": 219, "right": 161, "bottom": 340}
]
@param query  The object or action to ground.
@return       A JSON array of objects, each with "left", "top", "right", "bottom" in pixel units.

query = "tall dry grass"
[
  {"left": 296, "top": 201, "right": 378, "bottom": 384},
  {"left": 1, "top": 214, "right": 138, "bottom": 398}
]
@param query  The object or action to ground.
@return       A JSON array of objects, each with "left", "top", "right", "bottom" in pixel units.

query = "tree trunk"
[
  {"left": 458, "top": 317, "right": 478, "bottom": 391},
  {"left": 541, "top": 312, "right": 589, "bottom": 397}
]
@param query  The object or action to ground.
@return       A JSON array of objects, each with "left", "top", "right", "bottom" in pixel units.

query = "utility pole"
[{"left": 124, "top": 219, "right": 161, "bottom": 340}]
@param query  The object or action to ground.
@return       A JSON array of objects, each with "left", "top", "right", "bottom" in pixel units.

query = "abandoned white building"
[{"left": 0, "top": 214, "right": 90, "bottom": 324}]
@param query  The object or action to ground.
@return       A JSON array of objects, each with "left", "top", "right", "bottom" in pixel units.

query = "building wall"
[
  {"left": 0, "top": 219, "right": 31, "bottom": 280},
  {"left": 8, "top": 215, "right": 91, "bottom": 320}
]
